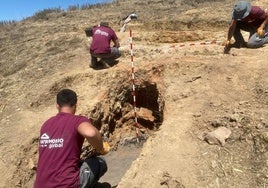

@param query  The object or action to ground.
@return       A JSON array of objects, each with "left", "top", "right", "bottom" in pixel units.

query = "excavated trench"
[
  {"left": 83, "top": 80, "right": 165, "bottom": 186},
  {"left": 87, "top": 80, "right": 164, "bottom": 147}
]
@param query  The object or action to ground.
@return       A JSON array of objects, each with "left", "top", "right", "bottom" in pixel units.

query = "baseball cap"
[{"left": 232, "top": 1, "right": 251, "bottom": 20}]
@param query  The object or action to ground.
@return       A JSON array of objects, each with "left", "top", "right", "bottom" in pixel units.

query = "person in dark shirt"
[
  {"left": 224, "top": 1, "right": 268, "bottom": 53},
  {"left": 89, "top": 22, "right": 121, "bottom": 69},
  {"left": 34, "top": 89, "right": 109, "bottom": 188}
]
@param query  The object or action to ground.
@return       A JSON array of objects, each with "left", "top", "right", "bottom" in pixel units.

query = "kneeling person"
[
  {"left": 89, "top": 22, "right": 121, "bottom": 68},
  {"left": 34, "top": 89, "right": 109, "bottom": 188}
]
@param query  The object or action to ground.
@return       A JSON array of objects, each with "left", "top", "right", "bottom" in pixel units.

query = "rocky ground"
[{"left": 0, "top": 0, "right": 267, "bottom": 187}]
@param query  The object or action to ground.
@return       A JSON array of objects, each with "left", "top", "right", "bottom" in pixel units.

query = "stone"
[
  {"left": 28, "top": 158, "right": 36, "bottom": 170},
  {"left": 263, "top": 132, "right": 268, "bottom": 142},
  {"left": 137, "top": 107, "right": 155, "bottom": 122},
  {"left": 203, "top": 127, "right": 232, "bottom": 146}
]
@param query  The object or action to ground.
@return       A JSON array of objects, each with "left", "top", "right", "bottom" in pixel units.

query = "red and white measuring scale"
[{"left": 129, "top": 29, "right": 140, "bottom": 142}]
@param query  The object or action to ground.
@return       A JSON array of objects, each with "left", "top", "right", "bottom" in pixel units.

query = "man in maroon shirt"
[
  {"left": 89, "top": 22, "right": 121, "bottom": 69},
  {"left": 224, "top": 1, "right": 268, "bottom": 53},
  {"left": 34, "top": 89, "right": 109, "bottom": 188}
]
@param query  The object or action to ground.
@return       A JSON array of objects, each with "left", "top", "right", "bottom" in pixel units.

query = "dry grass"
[{"left": 2, "top": 0, "right": 267, "bottom": 187}]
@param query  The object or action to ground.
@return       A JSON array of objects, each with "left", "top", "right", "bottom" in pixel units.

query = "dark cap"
[
  {"left": 100, "top": 22, "right": 109, "bottom": 27},
  {"left": 232, "top": 1, "right": 251, "bottom": 20}
]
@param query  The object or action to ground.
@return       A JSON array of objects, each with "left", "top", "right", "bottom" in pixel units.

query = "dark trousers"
[
  {"left": 234, "top": 22, "right": 268, "bottom": 48},
  {"left": 234, "top": 21, "right": 256, "bottom": 44},
  {"left": 90, "top": 47, "right": 121, "bottom": 67},
  {"left": 79, "top": 157, "right": 107, "bottom": 188}
]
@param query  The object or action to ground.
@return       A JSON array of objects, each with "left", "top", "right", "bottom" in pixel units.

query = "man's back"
[
  {"left": 34, "top": 112, "right": 89, "bottom": 188},
  {"left": 90, "top": 25, "right": 118, "bottom": 54},
  {"left": 242, "top": 6, "right": 266, "bottom": 26}
]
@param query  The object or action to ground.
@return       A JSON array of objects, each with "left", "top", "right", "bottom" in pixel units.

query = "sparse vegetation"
[
  {"left": 0, "top": 20, "right": 17, "bottom": 26},
  {"left": 32, "top": 8, "right": 63, "bottom": 20},
  {"left": 0, "top": 0, "right": 268, "bottom": 187}
]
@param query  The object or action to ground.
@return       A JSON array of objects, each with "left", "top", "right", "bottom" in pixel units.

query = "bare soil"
[{"left": 0, "top": 0, "right": 267, "bottom": 187}]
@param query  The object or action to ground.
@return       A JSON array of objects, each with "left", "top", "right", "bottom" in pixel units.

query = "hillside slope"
[{"left": 0, "top": 0, "right": 267, "bottom": 187}]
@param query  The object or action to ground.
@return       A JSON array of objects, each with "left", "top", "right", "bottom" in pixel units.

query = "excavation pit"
[
  {"left": 88, "top": 80, "right": 164, "bottom": 148},
  {"left": 82, "top": 80, "right": 165, "bottom": 187}
]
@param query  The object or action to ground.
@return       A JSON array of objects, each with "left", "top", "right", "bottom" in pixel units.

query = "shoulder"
[
  {"left": 250, "top": 6, "right": 265, "bottom": 15},
  {"left": 74, "top": 114, "right": 90, "bottom": 123},
  {"left": 246, "top": 6, "right": 266, "bottom": 20},
  {"left": 102, "top": 26, "right": 115, "bottom": 32},
  {"left": 42, "top": 114, "right": 57, "bottom": 125},
  {"left": 69, "top": 115, "right": 90, "bottom": 132},
  {"left": 77, "top": 120, "right": 98, "bottom": 138},
  {"left": 107, "top": 27, "right": 117, "bottom": 36}
]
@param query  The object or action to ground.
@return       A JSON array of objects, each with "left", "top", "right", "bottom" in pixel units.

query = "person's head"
[
  {"left": 232, "top": 1, "right": 251, "bottom": 20},
  {"left": 100, "top": 21, "right": 109, "bottom": 27},
  {"left": 56, "top": 89, "right": 77, "bottom": 113}
]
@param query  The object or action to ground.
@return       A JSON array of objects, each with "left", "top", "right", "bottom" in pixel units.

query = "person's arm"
[
  {"left": 224, "top": 19, "right": 237, "bottom": 54},
  {"left": 111, "top": 29, "right": 120, "bottom": 48},
  {"left": 257, "top": 12, "right": 268, "bottom": 36},
  {"left": 226, "top": 19, "right": 237, "bottom": 43},
  {"left": 77, "top": 121, "right": 104, "bottom": 153},
  {"left": 114, "top": 38, "right": 120, "bottom": 48}
]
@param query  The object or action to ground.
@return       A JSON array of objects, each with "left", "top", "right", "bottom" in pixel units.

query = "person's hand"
[
  {"left": 224, "top": 40, "right": 231, "bottom": 54},
  {"left": 257, "top": 27, "right": 265, "bottom": 37},
  {"left": 99, "top": 141, "right": 110, "bottom": 155},
  {"left": 224, "top": 40, "right": 230, "bottom": 46}
]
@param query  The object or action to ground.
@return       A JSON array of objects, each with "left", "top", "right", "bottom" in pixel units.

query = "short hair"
[
  {"left": 100, "top": 22, "right": 109, "bottom": 27},
  {"left": 56, "top": 89, "right": 77, "bottom": 107}
]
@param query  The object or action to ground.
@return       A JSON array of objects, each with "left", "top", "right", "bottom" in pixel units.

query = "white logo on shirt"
[
  {"left": 39, "top": 133, "right": 64, "bottom": 149},
  {"left": 95, "top": 29, "right": 109, "bottom": 36},
  {"left": 41, "top": 133, "right": 49, "bottom": 139}
]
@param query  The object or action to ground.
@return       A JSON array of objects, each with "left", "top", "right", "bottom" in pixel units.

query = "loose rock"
[{"left": 203, "top": 127, "right": 232, "bottom": 146}]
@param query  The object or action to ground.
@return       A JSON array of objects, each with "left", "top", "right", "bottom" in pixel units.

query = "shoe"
[
  {"left": 90, "top": 56, "right": 98, "bottom": 68},
  {"left": 231, "top": 41, "right": 247, "bottom": 48},
  {"left": 99, "top": 59, "right": 111, "bottom": 68},
  {"left": 89, "top": 64, "right": 96, "bottom": 68},
  {"left": 224, "top": 41, "right": 247, "bottom": 54}
]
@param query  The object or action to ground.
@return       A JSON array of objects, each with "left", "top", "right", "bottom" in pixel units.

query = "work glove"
[
  {"left": 257, "top": 27, "right": 265, "bottom": 37},
  {"left": 99, "top": 141, "right": 110, "bottom": 155}
]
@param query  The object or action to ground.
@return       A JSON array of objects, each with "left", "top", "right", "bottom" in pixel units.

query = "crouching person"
[
  {"left": 224, "top": 1, "right": 268, "bottom": 53},
  {"left": 34, "top": 89, "right": 109, "bottom": 188},
  {"left": 89, "top": 22, "right": 121, "bottom": 69}
]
